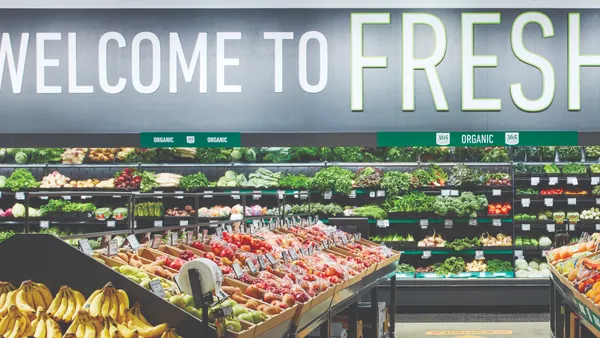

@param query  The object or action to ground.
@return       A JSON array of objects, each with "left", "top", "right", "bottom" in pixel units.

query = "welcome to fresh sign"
[{"left": 1, "top": 8, "right": 600, "bottom": 133}]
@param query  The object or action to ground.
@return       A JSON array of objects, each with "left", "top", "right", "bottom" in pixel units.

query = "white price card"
[
  {"left": 151, "top": 234, "right": 161, "bottom": 248},
  {"left": 15, "top": 192, "right": 24, "bottom": 200},
  {"left": 514, "top": 250, "right": 524, "bottom": 258},
  {"left": 149, "top": 280, "right": 166, "bottom": 298},
  {"left": 444, "top": 219, "right": 453, "bottom": 227},
  {"left": 107, "top": 220, "right": 116, "bottom": 228},
  {"left": 277, "top": 190, "right": 285, "bottom": 200},
  {"left": 153, "top": 191, "right": 163, "bottom": 199},
  {"left": 475, "top": 250, "right": 485, "bottom": 260},
  {"left": 348, "top": 190, "right": 356, "bottom": 198},
  {"left": 300, "top": 191, "right": 308, "bottom": 200},
  {"left": 492, "top": 189, "right": 501, "bottom": 196},
  {"left": 479, "top": 272, "right": 487, "bottom": 278},
  {"left": 596, "top": 198, "right": 600, "bottom": 205},
  {"left": 377, "top": 190, "right": 385, "bottom": 197},
  {"left": 169, "top": 232, "right": 179, "bottom": 245},
  {"left": 522, "top": 224, "right": 531, "bottom": 231},
  {"left": 531, "top": 177, "right": 540, "bottom": 186},
  {"left": 154, "top": 220, "right": 163, "bottom": 228},
  {"left": 81, "top": 196, "right": 91, "bottom": 200},
  {"left": 596, "top": 224, "right": 600, "bottom": 231},
  {"left": 420, "top": 219, "right": 428, "bottom": 227},
  {"left": 521, "top": 198, "right": 530, "bottom": 207},
  {"left": 107, "top": 239, "right": 118, "bottom": 256},
  {"left": 569, "top": 223, "right": 576, "bottom": 231},
  {"left": 40, "top": 220, "right": 49, "bottom": 229},
  {"left": 112, "top": 195, "right": 121, "bottom": 199},
  {"left": 544, "top": 198, "right": 554, "bottom": 207},
  {"left": 441, "top": 190, "right": 450, "bottom": 196},
  {"left": 548, "top": 177, "right": 558, "bottom": 185},
  {"left": 450, "top": 190, "right": 459, "bottom": 196},
  {"left": 204, "top": 191, "right": 213, "bottom": 198},
  {"left": 547, "top": 224, "right": 555, "bottom": 232},
  {"left": 186, "top": 231, "right": 194, "bottom": 245},
  {"left": 179, "top": 220, "right": 188, "bottom": 226},
  {"left": 469, "top": 219, "right": 477, "bottom": 226},
  {"left": 78, "top": 240, "right": 93, "bottom": 255},
  {"left": 568, "top": 177, "right": 579, "bottom": 186},
  {"left": 593, "top": 177, "right": 600, "bottom": 185},
  {"left": 40, "top": 196, "right": 48, "bottom": 200},
  {"left": 253, "top": 191, "right": 262, "bottom": 200},
  {"left": 63, "top": 196, "right": 71, "bottom": 200},
  {"left": 324, "top": 191, "right": 332, "bottom": 200},
  {"left": 492, "top": 219, "right": 501, "bottom": 226},
  {"left": 384, "top": 219, "right": 390, "bottom": 227},
  {"left": 174, "top": 191, "right": 184, "bottom": 199},
  {"left": 422, "top": 250, "right": 431, "bottom": 259},
  {"left": 542, "top": 250, "right": 550, "bottom": 257},
  {"left": 293, "top": 191, "right": 299, "bottom": 198},
  {"left": 126, "top": 235, "right": 140, "bottom": 251},
  {"left": 231, "top": 191, "right": 240, "bottom": 200},
  {"left": 568, "top": 198, "right": 577, "bottom": 205},
  {"left": 369, "top": 191, "right": 376, "bottom": 198}
]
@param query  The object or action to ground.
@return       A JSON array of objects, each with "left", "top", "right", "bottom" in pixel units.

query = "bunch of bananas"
[
  {"left": 0, "top": 282, "right": 16, "bottom": 317},
  {"left": 47, "top": 285, "right": 86, "bottom": 323},
  {"left": 65, "top": 310, "right": 102, "bottom": 338},
  {"left": 0, "top": 305, "right": 34, "bottom": 337},
  {"left": 160, "top": 328, "right": 183, "bottom": 338},
  {"left": 13, "top": 280, "right": 53, "bottom": 318},
  {"left": 123, "top": 308, "right": 167, "bottom": 337},
  {"left": 31, "top": 306, "right": 62, "bottom": 338},
  {"left": 85, "top": 283, "right": 129, "bottom": 322}
]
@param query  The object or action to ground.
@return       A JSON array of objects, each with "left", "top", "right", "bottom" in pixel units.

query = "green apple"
[
  {"left": 169, "top": 295, "right": 186, "bottom": 309},
  {"left": 182, "top": 294, "right": 194, "bottom": 307},
  {"left": 139, "top": 278, "right": 151, "bottom": 289},
  {"left": 238, "top": 313, "right": 253, "bottom": 323},
  {"left": 225, "top": 319, "right": 243, "bottom": 332},
  {"left": 232, "top": 305, "right": 248, "bottom": 317},
  {"left": 221, "top": 299, "right": 237, "bottom": 308},
  {"left": 250, "top": 311, "right": 264, "bottom": 323},
  {"left": 185, "top": 306, "right": 202, "bottom": 319}
]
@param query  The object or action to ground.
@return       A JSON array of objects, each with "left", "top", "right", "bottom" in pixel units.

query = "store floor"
[{"left": 395, "top": 313, "right": 550, "bottom": 337}]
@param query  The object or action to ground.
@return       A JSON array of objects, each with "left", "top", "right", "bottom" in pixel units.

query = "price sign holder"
[
  {"left": 369, "top": 191, "right": 376, "bottom": 198},
  {"left": 151, "top": 235, "right": 162, "bottom": 249},
  {"left": 421, "top": 251, "right": 431, "bottom": 259},
  {"left": 568, "top": 198, "right": 577, "bottom": 205},
  {"left": 522, "top": 224, "right": 531, "bottom": 231},
  {"left": 544, "top": 198, "right": 554, "bottom": 207},
  {"left": 531, "top": 177, "right": 540, "bottom": 186},
  {"left": 596, "top": 224, "right": 600, "bottom": 231},
  {"left": 78, "top": 239, "right": 93, "bottom": 256},
  {"left": 514, "top": 250, "right": 524, "bottom": 259},
  {"left": 232, "top": 263, "right": 244, "bottom": 278},
  {"left": 216, "top": 228, "right": 223, "bottom": 238},
  {"left": 492, "top": 189, "right": 501, "bottom": 196},
  {"left": 521, "top": 198, "right": 530, "bottom": 207},
  {"left": 569, "top": 223, "right": 576, "bottom": 231},
  {"left": 202, "top": 229, "right": 209, "bottom": 243},
  {"left": 169, "top": 232, "right": 179, "bottom": 245},
  {"left": 246, "top": 260, "right": 257, "bottom": 274},
  {"left": 444, "top": 219, "right": 453, "bottom": 228},
  {"left": 186, "top": 231, "right": 194, "bottom": 245},
  {"left": 265, "top": 253, "right": 277, "bottom": 265},
  {"left": 475, "top": 250, "right": 485, "bottom": 260},
  {"left": 257, "top": 256, "right": 267, "bottom": 270},
  {"left": 226, "top": 224, "right": 233, "bottom": 233},
  {"left": 154, "top": 220, "right": 163, "bottom": 228},
  {"left": 492, "top": 219, "right": 501, "bottom": 226},
  {"left": 40, "top": 220, "right": 49, "bottom": 229},
  {"left": 547, "top": 224, "right": 555, "bottom": 232},
  {"left": 441, "top": 190, "right": 450, "bottom": 196},
  {"left": 419, "top": 219, "right": 428, "bottom": 229},
  {"left": 149, "top": 280, "right": 166, "bottom": 298},
  {"left": 592, "top": 177, "right": 600, "bottom": 185},
  {"left": 376, "top": 190, "right": 385, "bottom": 197},
  {"left": 126, "top": 235, "right": 140, "bottom": 251},
  {"left": 289, "top": 248, "right": 299, "bottom": 260},
  {"left": 450, "top": 190, "right": 459, "bottom": 196},
  {"left": 107, "top": 239, "right": 119, "bottom": 256},
  {"left": 322, "top": 239, "right": 329, "bottom": 249},
  {"left": 324, "top": 191, "right": 332, "bottom": 200},
  {"left": 15, "top": 192, "right": 25, "bottom": 200},
  {"left": 548, "top": 177, "right": 558, "bottom": 185},
  {"left": 348, "top": 190, "right": 356, "bottom": 198},
  {"left": 107, "top": 220, "right": 116, "bottom": 228},
  {"left": 180, "top": 220, "right": 189, "bottom": 226},
  {"left": 468, "top": 219, "right": 477, "bottom": 226}
]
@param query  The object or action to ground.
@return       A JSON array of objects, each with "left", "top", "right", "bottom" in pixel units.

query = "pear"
[{"left": 169, "top": 295, "right": 186, "bottom": 308}]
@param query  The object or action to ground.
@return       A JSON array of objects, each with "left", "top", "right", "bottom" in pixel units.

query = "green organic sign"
[
  {"left": 140, "top": 132, "right": 241, "bottom": 148},
  {"left": 575, "top": 299, "right": 600, "bottom": 332},
  {"left": 377, "top": 131, "right": 578, "bottom": 147}
]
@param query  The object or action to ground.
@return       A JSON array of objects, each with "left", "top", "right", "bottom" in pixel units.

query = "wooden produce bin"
[{"left": 224, "top": 279, "right": 297, "bottom": 336}]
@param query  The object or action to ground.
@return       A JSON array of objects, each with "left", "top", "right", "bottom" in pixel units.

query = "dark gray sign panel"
[{"left": 0, "top": 9, "right": 599, "bottom": 133}]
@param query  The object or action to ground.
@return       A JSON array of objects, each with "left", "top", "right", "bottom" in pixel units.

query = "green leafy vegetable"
[
  {"left": 486, "top": 259, "right": 513, "bottom": 273},
  {"left": 278, "top": 174, "right": 312, "bottom": 189},
  {"left": 349, "top": 205, "right": 387, "bottom": 220},
  {"left": 354, "top": 167, "right": 383, "bottom": 188},
  {"left": 5, "top": 169, "right": 40, "bottom": 191},
  {"left": 385, "top": 192, "right": 435, "bottom": 214},
  {"left": 179, "top": 172, "right": 209, "bottom": 191},
  {"left": 433, "top": 257, "right": 466, "bottom": 275},
  {"left": 447, "top": 164, "right": 482, "bottom": 187},
  {"left": 381, "top": 171, "right": 412, "bottom": 196},
  {"left": 311, "top": 166, "right": 353, "bottom": 194},
  {"left": 447, "top": 237, "right": 480, "bottom": 251},
  {"left": 396, "top": 264, "right": 415, "bottom": 273},
  {"left": 432, "top": 192, "right": 488, "bottom": 218},
  {"left": 561, "top": 163, "right": 587, "bottom": 174}
]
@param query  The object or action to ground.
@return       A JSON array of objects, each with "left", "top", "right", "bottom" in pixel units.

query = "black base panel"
[{"left": 376, "top": 278, "right": 550, "bottom": 308}]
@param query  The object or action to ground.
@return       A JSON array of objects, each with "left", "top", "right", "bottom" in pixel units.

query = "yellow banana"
[
  {"left": 53, "top": 291, "right": 68, "bottom": 321},
  {"left": 108, "top": 292, "right": 119, "bottom": 320},
  {"left": 116, "top": 290, "right": 129, "bottom": 322},
  {"left": 7, "top": 315, "right": 24, "bottom": 338},
  {"left": 0, "top": 312, "right": 12, "bottom": 335},
  {"left": 32, "top": 282, "right": 53, "bottom": 307},
  {"left": 130, "top": 303, "right": 150, "bottom": 326},
  {"left": 0, "top": 292, "right": 6, "bottom": 309},
  {"left": 31, "top": 287, "right": 46, "bottom": 310},
  {"left": 47, "top": 318, "right": 63, "bottom": 338},
  {"left": 0, "top": 290, "right": 15, "bottom": 317},
  {"left": 82, "top": 316, "right": 96, "bottom": 338},
  {"left": 132, "top": 318, "right": 167, "bottom": 338},
  {"left": 33, "top": 316, "right": 46, "bottom": 337},
  {"left": 15, "top": 288, "right": 35, "bottom": 317},
  {"left": 46, "top": 288, "right": 63, "bottom": 316},
  {"left": 63, "top": 290, "right": 77, "bottom": 323},
  {"left": 76, "top": 321, "right": 86, "bottom": 337},
  {"left": 73, "top": 290, "right": 86, "bottom": 313},
  {"left": 85, "top": 289, "right": 102, "bottom": 307},
  {"left": 117, "top": 323, "right": 139, "bottom": 338},
  {"left": 90, "top": 292, "right": 104, "bottom": 318},
  {"left": 101, "top": 289, "right": 112, "bottom": 318}
]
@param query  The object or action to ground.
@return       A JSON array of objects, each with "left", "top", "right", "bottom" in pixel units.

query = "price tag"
[
  {"left": 169, "top": 232, "right": 179, "bottom": 245},
  {"left": 348, "top": 190, "right": 356, "bottom": 199},
  {"left": 257, "top": 255, "right": 267, "bottom": 270},
  {"left": 107, "top": 239, "right": 118, "bottom": 256},
  {"left": 324, "top": 191, "right": 332, "bottom": 200},
  {"left": 216, "top": 228, "right": 223, "bottom": 238},
  {"left": 322, "top": 239, "right": 329, "bottom": 249},
  {"left": 289, "top": 248, "right": 299, "bottom": 260},
  {"left": 475, "top": 250, "right": 485, "bottom": 260},
  {"left": 253, "top": 191, "right": 262, "bottom": 200},
  {"left": 282, "top": 251, "right": 289, "bottom": 263},
  {"left": 444, "top": 219, "right": 453, "bottom": 227},
  {"left": 154, "top": 220, "right": 163, "bottom": 228},
  {"left": 521, "top": 198, "right": 530, "bottom": 207},
  {"left": 596, "top": 224, "right": 600, "bottom": 231},
  {"left": 376, "top": 190, "right": 385, "bottom": 197},
  {"left": 265, "top": 253, "right": 277, "bottom": 265},
  {"left": 419, "top": 219, "right": 428, "bottom": 227},
  {"left": 492, "top": 219, "right": 501, "bottom": 226},
  {"left": 232, "top": 263, "right": 244, "bottom": 278},
  {"left": 514, "top": 250, "right": 524, "bottom": 258},
  {"left": 226, "top": 224, "right": 233, "bottom": 233},
  {"left": 479, "top": 272, "right": 487, "bottom": 278},
  {"left": 186, "top": 231, "right": 194, "bottom": 245},
  {"left": 40, "top": 220, "right": 49, "bottom": 229},
  {"left": 152, "top": 191, "right": 163, "bottom": 199},
  {"left": 179, "top": 219, "right": 188, "bottom": 226},
  {"left": 78, "top": 239, "right": 93, "bottom": 255},
  {"left": 569, "top": 223, "right": 576, "bottom": 231},
  {"left": 369, "top": 191, "right": 376, "bottom": 198},
  {"left": 61, "top": 195, "right": 71, "bottom": 200},
  {"left": 149, "top": 280, "right": 166, "bottom": 298},
  {"left": 341, "top": 236, "right": 348, "bottom": 244},
  {"left": 547, "top": 224, "right": 555, "bottom": 232},
  {"left": 450, "top": 190, "right": 459, "bottom": 196},
  {"left": 126, "top": 235, "right": 140, "bottom": 251},
  {"left": 492, "top": 189, "right": 501, "bottom": 196},
  {"left": 568, "top": 198, "right": 577, "bottom": 205},
  {"left": 548, "top": 177, "right": 558, "bottom": 185},
  {"left": 596, "top": 198, "right": 600, "bottom": 205},
  {"left": 173, "top": 191, "right": 184, "bottom": 199},
  {"left": 469, "top": 219, "right": 477, "bottom": 226},
  {"left": 376, "top": 220, "right": 387, "bottom": 228},
  {"left": 542, "top": 250, "right": 550, "bottom": 257},
  {"left": 544, "top": 198, "right": 553, "bottom": 207},
  {"left": 204, "top": 191, "right": 213, "bottom": 198},
  {"left": 277, "top": 190, "right": 284, "bottom": 200},
  {"left": 107, "top": 220, "right": 116, "bottom": 228},
  {"left": 202, "top": 229, "right": 208, "bottom": 242},
  {"left": 151, "top": 235, "right": 162, "bottom": 249},
  {"left": 293, "top": 190, "right": 299, "bottom": 198},
  {"left": 246, "top": 260, "right": 257, "bottom": 273},
  {"left": 570, "top": 177, "right": 579, "bottom": 186},
  {"left": 522, "top": 224, "right": 531, "bottom": 231},
  {"left": 15, "top": 192, "right": 25, "bottom": 200},
  {"left": 531, "top": 177, "right": 540, "bottom": 186},
  {"left": 300, "top": 191, "right": 308, "bottom": 200},
  {"left": 231, "top": 191, "right": 240, "bottom": 200},
  {"left": 39, "top": 195, "right": 48, "bottom": 200},
  {"left": 593, "top": 177, "right": 600, "bottom": 185},
  {"left": 112, "top": 195, "right": 122, "bottom": 199},
  {"left": 81, "top": 195, "right": 91, "bottom": 200},
  {"left": 441, "top": 190, "right": 450, "bottom": 196},
  {"left": 421, "top": 250, "right": 431, "bottom": 259}
]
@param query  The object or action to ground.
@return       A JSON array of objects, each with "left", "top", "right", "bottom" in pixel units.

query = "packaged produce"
[{"left": 61, "top": 148, "right": 87, "bottom": 164}]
